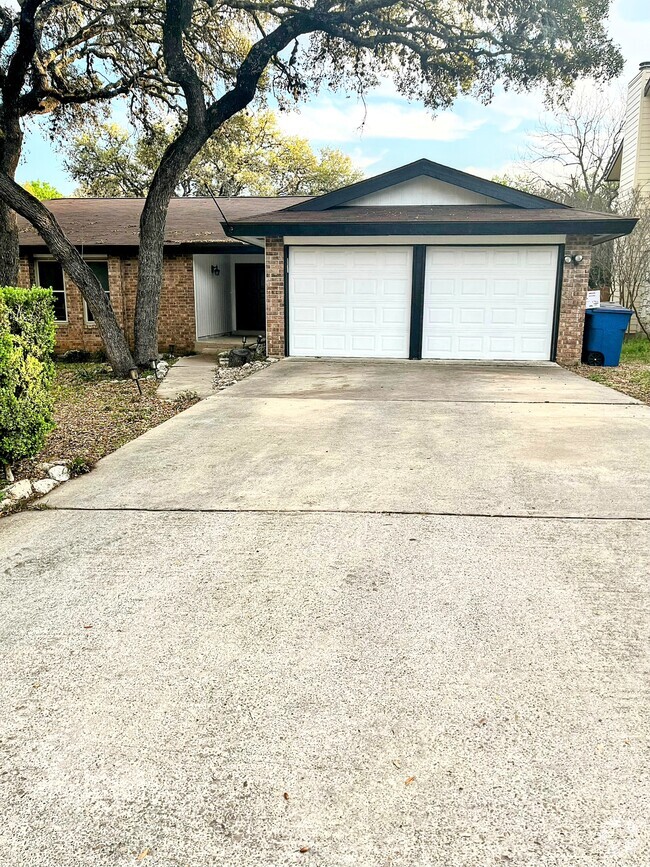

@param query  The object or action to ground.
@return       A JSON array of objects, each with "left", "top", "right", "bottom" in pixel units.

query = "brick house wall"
[
  {"left": 265, "top": 237, "right": 285, "bottom": 357},
  {"left": 20, "top": 234, "right": 595, "bottom": 363},
  {"left": 18, "top": 251, "right": 196, "bottom": 356},
  {"left": 555, "top": 235, "right": 593, "bottom": 365}
]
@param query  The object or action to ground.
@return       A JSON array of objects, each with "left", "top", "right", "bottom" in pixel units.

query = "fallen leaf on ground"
[
  {"left": 136, "top": 849, "right": 151, "bottom": 861},
  {"left": 283, "top": 792, "right": 289, "bottom": 800},
  {"left": 405, "top": 776, "right": 416, "bottom": 786},
  {"left": 299, "top": 845, "right": 310, "bottom": 853},
  {"left": 392, "top": 759, "right": 401, "bottom": 769}
]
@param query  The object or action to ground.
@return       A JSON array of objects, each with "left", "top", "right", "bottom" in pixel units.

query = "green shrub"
[{"left": 0, "top": 286, "right": 56, "bottom": 470}]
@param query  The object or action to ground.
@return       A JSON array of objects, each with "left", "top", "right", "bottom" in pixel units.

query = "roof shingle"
[{"left": 18, "top": 196, "right": 310, "bottom": 248}]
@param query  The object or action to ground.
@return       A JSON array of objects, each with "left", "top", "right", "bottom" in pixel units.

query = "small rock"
[
  {"left": 4, "top": 479, "right": 33, "bottom": 501},
  {"left": 33, "top": 478, "right": 59, "bottom": 495},
  {"left": 48, "top": 465, "right": 70, "bottom": 483},
  {"left": 37, "top": 461, "right": 54, "bottom": 472}
]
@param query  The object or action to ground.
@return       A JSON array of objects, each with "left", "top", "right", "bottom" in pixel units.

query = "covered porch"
[{"left": 192, "top": 249, "right": 266, "bottom": 348}]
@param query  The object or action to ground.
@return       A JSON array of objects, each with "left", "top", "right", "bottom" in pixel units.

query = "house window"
[
  {"left": 35, "top": 260, "right": 67, "bottom": 322},
  {"left": 84, "top": 261, "right": 110, "bottom": 324}
]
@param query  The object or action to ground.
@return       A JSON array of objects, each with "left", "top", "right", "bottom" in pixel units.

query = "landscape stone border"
[{"left": 1, "top": 461, "right": 71, "bottom": 514}]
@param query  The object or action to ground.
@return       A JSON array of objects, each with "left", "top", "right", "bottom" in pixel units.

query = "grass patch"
[
  {"left": 9, "top": 361, "right": 198, "bottom": 484},
  {"left": 621, "top": 334, "right": 650, "bottom": 364}
]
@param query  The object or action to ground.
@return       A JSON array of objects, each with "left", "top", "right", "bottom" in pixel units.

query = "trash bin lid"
[{"left": 586, "top": 302, "right": 633, "bottom": 315}]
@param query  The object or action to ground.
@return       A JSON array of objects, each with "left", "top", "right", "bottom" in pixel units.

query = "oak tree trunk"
[
  {"left": 0, "top": 111, "right": 22, "bottom": 286},
  {"left": 134, "top": 128, "right": 204, "bottom": 364},
  {"left": 0, "top": 200, "right": 19, "bottom": 286}
]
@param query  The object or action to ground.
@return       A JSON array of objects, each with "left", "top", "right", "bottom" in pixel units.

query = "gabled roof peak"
[{"left": 286, "top": 158, "right": 568, "bottom": 213}]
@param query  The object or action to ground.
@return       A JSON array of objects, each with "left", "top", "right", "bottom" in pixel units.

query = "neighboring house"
[
  {"left": 605, "top": 61, "right": 650, "bottom": 324},
  {"left": 18, "top": 159, "right": 635, "bottom": 362},
  {"left": 606, "top": 61, "right": 650, "bottom": 197}
]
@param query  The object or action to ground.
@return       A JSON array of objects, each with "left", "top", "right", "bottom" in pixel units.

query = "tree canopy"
[
  {"left": 63, "top": 112, "right": 363, "bottom": 197},
  {"left": 22, "top": 180, "right": 63, "bottom": 200}
]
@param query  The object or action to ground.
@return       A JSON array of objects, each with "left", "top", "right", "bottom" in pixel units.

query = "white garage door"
[
  {"left": 288, "top": 246, "right": 412, "bottom": 358},
  {"left": 422, "top": 246, "right": 559, "bottom": 360}
]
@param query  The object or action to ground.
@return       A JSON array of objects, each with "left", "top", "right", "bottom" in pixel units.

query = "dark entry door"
[{"left": 235, "top": 263, "right": 266, "bottom": 331}]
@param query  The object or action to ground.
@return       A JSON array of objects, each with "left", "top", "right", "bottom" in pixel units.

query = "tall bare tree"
[
  {"left": 521, "top": 85, "right": 624, "bottom": 210},
  {"left": 608, "top": 189, "right": 650, "bottom": 331}
]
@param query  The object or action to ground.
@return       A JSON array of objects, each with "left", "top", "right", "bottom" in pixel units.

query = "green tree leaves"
[{"left": 63, "top": 111, "right": 364, "bottom": 197}]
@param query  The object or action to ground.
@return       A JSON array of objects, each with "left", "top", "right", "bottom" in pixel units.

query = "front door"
[{"left": 235, "top": 263, "right": 266, "bottom": 332}]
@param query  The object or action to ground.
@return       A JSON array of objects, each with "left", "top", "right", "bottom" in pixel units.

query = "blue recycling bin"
[{"left": 582, "top": 302, "right": 633, "bottom": 367}]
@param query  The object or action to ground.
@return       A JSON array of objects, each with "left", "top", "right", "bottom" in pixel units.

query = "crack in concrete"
[
  {"left": 32, "top": 506, "right": 650, "bottom": 521},
  {"left": 226, "top": 396, "right": 640, "bottom": 406}
]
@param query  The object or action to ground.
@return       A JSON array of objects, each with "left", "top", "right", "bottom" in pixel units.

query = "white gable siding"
[
  {"left": 349, "top": 176, "right": 501, "bottom": 206},
  {"left": 620, "top": 72, "right": 644, "bottom": 196}
]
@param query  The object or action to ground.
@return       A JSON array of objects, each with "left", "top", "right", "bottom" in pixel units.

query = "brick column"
[
  {"left": 17, "top": 256, "right": 32, "bottom": 287},
  {"left": 265, "top": 236, "right": 285, "bottom": 357},
  {"left": 556, "top": 235, "right": 593, "bottom": 365}
]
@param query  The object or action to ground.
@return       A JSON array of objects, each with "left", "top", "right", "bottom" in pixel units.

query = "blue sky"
[{"left": 16, "top": 0, "right": 650, "bottom": 195}]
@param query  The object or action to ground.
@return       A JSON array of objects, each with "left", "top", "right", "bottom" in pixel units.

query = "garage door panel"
[
  {"left": 289, "top": 246, "right": 412, "bottom": 358},
  {"left": 422, "top": 245, "right": 558, "bottom": 361}
]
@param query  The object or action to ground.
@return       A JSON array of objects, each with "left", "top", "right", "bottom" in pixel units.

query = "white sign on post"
[{"left": 586, "top": 290, "right": 601, "bottom": 309}]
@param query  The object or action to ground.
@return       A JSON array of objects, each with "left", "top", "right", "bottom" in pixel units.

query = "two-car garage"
[{"left": 288, "top": 244, "right": 559, "bottom": 361}]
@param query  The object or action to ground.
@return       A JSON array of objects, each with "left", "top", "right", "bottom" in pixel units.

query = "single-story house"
[{"left": 18, "top": 159, "right": 636, "bottom": 363}]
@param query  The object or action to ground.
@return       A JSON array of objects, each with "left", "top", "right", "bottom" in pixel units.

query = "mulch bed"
[
  {"left": 10, "top": 362, "right": 199, "bottom": 483},
  {"left": 572, "top": 362, "right": 650, "bottom": 405}
]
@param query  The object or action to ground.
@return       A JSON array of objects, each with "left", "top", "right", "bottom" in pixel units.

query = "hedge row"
[{"left": 0, "top": 287, "right": 56, "bottom": 470}]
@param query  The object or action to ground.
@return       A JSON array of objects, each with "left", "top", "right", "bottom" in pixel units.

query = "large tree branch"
[
  {"left": 163, "top": 0, "right": 207, "bottom": 124},
  {"left": 4, "top": 0, "right": 46, "bottom": 106}
]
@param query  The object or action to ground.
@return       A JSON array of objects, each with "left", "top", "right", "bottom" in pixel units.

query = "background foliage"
[{"left": 64, "top": 111, "right": 363, "bottom": 197}]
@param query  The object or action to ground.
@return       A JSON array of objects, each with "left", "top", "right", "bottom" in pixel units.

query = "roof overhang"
[{"left": 226, "top": 217, "right": 638, "bottom": 239}]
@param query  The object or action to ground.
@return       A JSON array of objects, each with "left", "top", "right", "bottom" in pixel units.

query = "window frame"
[
  {"left": 82, "top": 257, "right": 111, "bottom": 326},
  {"left": 34, "top": 257, "right": 68, "bottom": 324}
]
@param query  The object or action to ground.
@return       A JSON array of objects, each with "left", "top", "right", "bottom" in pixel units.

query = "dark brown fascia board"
[
  {"left": 227, "top": 217, "right": 639, "bottom": 238},
  {"left": 283, "top": 158, "right": 570, "bottom": 213}
]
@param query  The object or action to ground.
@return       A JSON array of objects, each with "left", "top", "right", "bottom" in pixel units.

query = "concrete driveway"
[{"left": 1, "top": 361, "right": 649, "bottom": 866}]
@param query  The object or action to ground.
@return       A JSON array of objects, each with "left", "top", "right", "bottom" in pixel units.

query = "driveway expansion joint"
[{"left": 33, "top": 505, "right": 650, "bottom": 521}]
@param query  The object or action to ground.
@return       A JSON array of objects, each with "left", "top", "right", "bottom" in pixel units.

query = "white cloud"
[
  {"left": 346, "top": 147, "right": 388, "bottom": 171},
  {"left": 276, "top": 100, "right": 484, "bottom": 142}
]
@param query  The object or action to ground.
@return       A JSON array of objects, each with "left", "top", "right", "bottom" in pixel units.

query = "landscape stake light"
[{"left": 129, "top": 367, "right": 142, "bottom": 395}]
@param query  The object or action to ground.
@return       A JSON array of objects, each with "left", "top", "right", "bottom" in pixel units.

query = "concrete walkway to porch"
[{"left": 157, "top": 354, "right": 217, "bottom": 400}]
